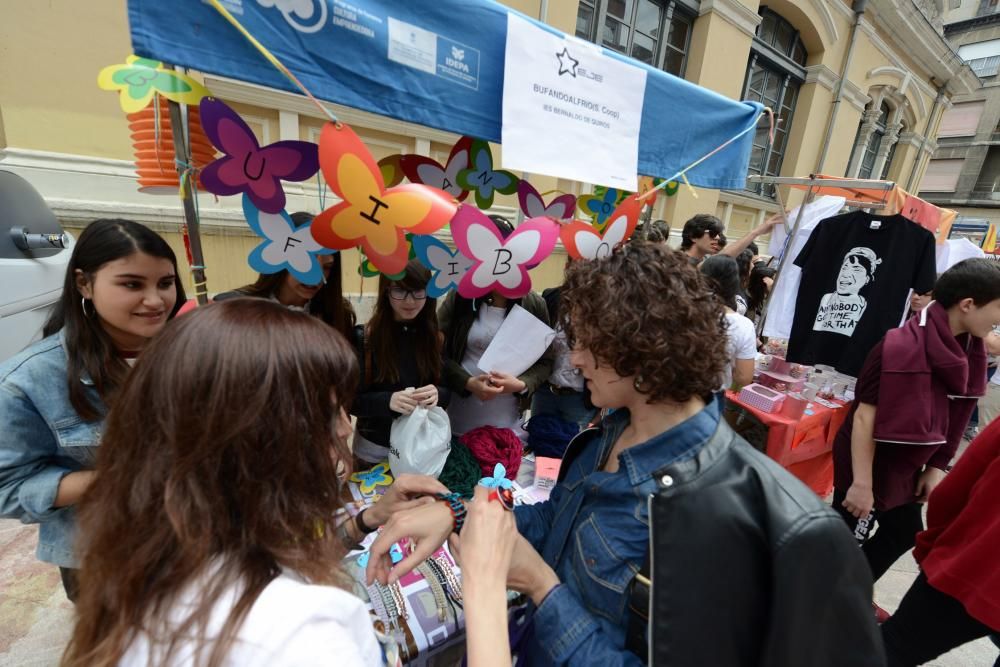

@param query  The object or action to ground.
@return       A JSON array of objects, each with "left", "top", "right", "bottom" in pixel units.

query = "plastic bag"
[{"left": 389, "top": 405, "right": 452, "bottom": 477}]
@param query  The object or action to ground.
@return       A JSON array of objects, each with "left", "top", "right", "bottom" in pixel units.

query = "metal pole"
[{"left": 164, "top": 68, "right": 209, "bottom": 305}]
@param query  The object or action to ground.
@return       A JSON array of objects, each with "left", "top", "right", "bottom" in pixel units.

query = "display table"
[
  {"left": 342, "top": 456, "right": 541, "bottom": 665},
  {"left": 724, "top": 391, "right": 850, "bottom": 497}
]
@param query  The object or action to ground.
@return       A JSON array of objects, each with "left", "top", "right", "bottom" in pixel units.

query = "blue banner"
[{"left": 128, "top": 0, "right": 762, "bottom": 189}]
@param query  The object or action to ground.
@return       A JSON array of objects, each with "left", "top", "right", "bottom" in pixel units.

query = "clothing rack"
[{"left": 745, "top": 175, "right": 896, "bottom": 337}]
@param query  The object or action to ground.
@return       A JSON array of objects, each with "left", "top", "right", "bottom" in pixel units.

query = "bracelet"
[
  {"left": 354, "top": 508, "right": 377, "bottom": 535},
  {"left": 334, "top": 517, "right": 361, "bottom": 551},
  {"left": 435, "top": 492, "right": 467, "bottom": 534}
]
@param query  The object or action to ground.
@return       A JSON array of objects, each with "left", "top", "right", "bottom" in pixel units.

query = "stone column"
[
  {"left": 871, "top": 121, "right": 903, "bottom": 181},
  {"left": 846, "top": 105, "right": 883, "bottom": 177}
]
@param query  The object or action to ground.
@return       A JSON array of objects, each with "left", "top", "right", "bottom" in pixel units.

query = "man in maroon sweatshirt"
[{"left": 833, "top": 259, "right": 1000, "bottom": 587}]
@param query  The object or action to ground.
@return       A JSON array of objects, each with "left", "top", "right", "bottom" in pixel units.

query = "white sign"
[{"left": 501, "top": 14, "right": 647, "bottom": 191}]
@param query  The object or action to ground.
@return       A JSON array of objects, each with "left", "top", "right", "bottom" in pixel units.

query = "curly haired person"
[{"left": 365, "top": 242, "right": 882, "bottom": 666}]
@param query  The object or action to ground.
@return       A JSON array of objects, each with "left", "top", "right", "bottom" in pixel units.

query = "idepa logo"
[
  {"left": 446, "top": 45, "right": 470, "bottom": 73},
  {"left": 556, "top": 46, "right": 602, "bottom": 82}
]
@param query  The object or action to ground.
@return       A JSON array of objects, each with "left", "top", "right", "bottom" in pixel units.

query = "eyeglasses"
[
  {"left": 388, "top": 287, "right": 427, "bottom": 301},
  {"left": 706, "top": 230, "right": 721, "bottom": 239}
]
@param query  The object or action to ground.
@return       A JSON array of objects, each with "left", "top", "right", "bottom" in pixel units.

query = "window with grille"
[
  {"left": 575, "top": 0, "right": 695, "bottom": 77},
  {"left": 742, "top": 8, "right": 806, "bottom": 197}
]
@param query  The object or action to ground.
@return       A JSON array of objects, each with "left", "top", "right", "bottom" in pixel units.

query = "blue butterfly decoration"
[
  {"left": 242, "top": 194, "right": 335, "bottom": 286},
  {"left": 479, "top": 462, "right": 514, "bottom": 490},
  {"left": 356, "top": 543, "right": 404, "bottom": 569},
  {"left": 412, "top": 234, "right": 474, "bottom": 298}
]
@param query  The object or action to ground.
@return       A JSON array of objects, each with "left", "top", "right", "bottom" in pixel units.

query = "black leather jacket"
[{"left": 643, "top": 420, "right": 886, "bottom": 666}]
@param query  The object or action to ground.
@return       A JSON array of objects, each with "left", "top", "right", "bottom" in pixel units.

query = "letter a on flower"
[
  {"left": 451, "top": 206, "right": 559, "bottom": 299},
  {"left": 311, "top": 123, "right": 457, "bottom": 276}
]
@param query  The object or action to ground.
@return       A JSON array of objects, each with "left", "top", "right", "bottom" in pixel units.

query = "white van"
[{"left": 0, "top": 171, "right": 73, "bottom": 362}]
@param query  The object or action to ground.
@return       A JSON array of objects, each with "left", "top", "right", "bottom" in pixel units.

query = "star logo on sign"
[{"left": 556, "top": 47, "right": 579, "bottom": 77}]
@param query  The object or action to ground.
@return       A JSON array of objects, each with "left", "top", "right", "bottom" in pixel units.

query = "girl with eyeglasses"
[{"left": 351, "top": 260, "right": 450, "bottom": 467}]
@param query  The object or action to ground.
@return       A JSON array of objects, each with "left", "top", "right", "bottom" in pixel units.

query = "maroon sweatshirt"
[{"left": 833, "top": 303, "right": 986, "bottom": 511}]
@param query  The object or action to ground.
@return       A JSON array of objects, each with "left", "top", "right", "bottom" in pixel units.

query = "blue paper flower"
[
  {"left": 411, "top": 235, "right": 474, "bottom": 297},
  {"left": 242, "top": 194, "right": 335, "bottom": 285},
  {"left": 478, "top": 463, "right": 514, "bottom": 490}
]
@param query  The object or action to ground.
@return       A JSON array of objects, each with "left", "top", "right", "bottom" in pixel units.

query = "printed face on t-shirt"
[{"left": 836, "top": 255, "right": 874, "bottom": 296}]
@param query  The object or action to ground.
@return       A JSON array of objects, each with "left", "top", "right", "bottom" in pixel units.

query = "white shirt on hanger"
[{"left": 763, "top": 195, "right": 847, "bottom": 340}]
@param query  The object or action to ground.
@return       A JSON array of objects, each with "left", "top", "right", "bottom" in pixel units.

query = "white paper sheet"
[
  {"left": 476, "top": 304, "right": 555, "bottom": 377},
  {"left": 501, "top": 13, "right": 647, "bottom": 191}
]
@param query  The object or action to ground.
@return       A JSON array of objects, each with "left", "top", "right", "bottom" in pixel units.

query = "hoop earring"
[{"left": 81, "top": 297, "right": 94, "bottom": 317}]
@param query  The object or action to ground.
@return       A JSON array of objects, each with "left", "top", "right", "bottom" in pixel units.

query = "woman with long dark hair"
[
  {"left": 352, "top": 260, "right": 451, "bottom": 466},
  {"left": 62, "top": 299, "right": 514, "bottom": 667},
  {"left": 214, "top": 212, "right": 355, "bottom": 339},
  {"left": 0, "top": 219, "right": 185, "bottom": 600},
  {"left": 746, "top": 264, "right": 777, "bottom": 324},
  {"left": 700, "top": 255, "right": 757, "bottom": 390},
  {"left": 437, "top": 216, "right": 553, "bottom": 440}
]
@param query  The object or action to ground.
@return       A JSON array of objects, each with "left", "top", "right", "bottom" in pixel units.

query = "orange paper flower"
[{"left": 311, "top": 123, "right": 456, "bottom": 276}]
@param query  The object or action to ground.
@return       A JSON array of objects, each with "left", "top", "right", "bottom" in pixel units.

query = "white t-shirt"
[
  {"left": 120, "top": 568, "right": 384, "bottom": 667},
  {"left": 722, "top": 311, "right": 758, "bottom": 390}
]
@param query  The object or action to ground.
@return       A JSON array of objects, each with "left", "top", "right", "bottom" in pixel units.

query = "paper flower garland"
[
  {"left": 98, "top": 55, "right": 211, "bottom": 113},
  {"left": 560, "top": 195, "right": 643, "bottom": 261},
  {"left": 199, "top": 98, "right": 319, "bottom": 214},
  {"left": 451, "top": 206, "right": 559, "bottom": 299},
  {"left": 412, "top": 235, "right": 474, "bottom": 297},
  {"left": 456, "top": 140, "right": 519, "bottom": 210},
  {"left": 400, "top": 136, "right": 473, "bottom": 202},
  {"left": 349, "top": 462, "right": 394, "bottom": 494},
  {"left": 517, "top": 181, "right": 576, "bottom": 222},
  {"left": 242, "top": 195, "right": 334, "bottom": 284}
]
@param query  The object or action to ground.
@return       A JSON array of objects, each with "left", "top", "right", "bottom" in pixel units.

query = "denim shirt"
[
  {"left": 0, "top": 333, "right": 104, "bottom": 567},
  {"left": 514, "top": 395, "right": 722, "bottom": 666}
]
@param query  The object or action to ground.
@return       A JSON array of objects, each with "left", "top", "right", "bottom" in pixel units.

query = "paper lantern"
[{"left": 126, "top": 96, "right": 216, "bottom": 194}]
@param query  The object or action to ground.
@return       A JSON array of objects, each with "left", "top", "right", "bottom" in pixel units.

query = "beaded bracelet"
[
  {"left": 418, "top": 562, "right": 450, "bottom": 622},
  {"left": 366, "top": 582, "right": 392, "bottom": 630},
  {"left": 389, "top": 581, "right": 409, "bottom": 621},
  {"left": 434, "top": 492, "right": 467, "bottom": 534},
  {"left": 432, "top": 555, "right": 464, "bottom": 603}
]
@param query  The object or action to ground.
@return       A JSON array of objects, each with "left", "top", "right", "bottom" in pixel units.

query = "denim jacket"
[
  {"left": 514, "top": 396, "right": 722, "bottom": 666},
  {"left": 0, "top": 332, "right": 103, "bottom": 567}
]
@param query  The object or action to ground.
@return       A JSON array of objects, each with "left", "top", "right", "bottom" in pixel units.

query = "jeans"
[
  {"left": 833, "top": 489, "right": 924, "bottom": 583},
  {"left": 530, "top": 384, "right": 596, "bottom": 430},
  {"left": 882, "top": 573, "right": 995, "bottom": 666}
]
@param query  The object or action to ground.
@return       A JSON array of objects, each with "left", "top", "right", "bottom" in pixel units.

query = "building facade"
[
  {"left": 918, "top": 2, "right": 1000, "bottom": 228},
  {"left": 0, "top": 1, "right": 979, "bottom": 299}
]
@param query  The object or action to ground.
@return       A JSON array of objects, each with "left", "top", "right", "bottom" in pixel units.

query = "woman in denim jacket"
[
  {"left": 0, "top": 219, "right": 184, "bottom": 600},
  {"left": 367, "top": 243, "right": 732, "bottom": 664}
]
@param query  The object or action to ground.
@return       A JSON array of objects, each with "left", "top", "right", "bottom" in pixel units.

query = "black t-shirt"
[{"left": 787, "top": 212, "right": 936, "bottom": 377}]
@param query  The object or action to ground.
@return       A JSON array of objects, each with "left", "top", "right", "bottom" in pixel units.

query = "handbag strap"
[{"left": 625, "top": 549, "right": 651, "bottom": 660}]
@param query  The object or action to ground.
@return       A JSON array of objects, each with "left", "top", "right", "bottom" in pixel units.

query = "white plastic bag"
[{"left": 389, "top": 405, "right": 452, "bottom": 477}]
